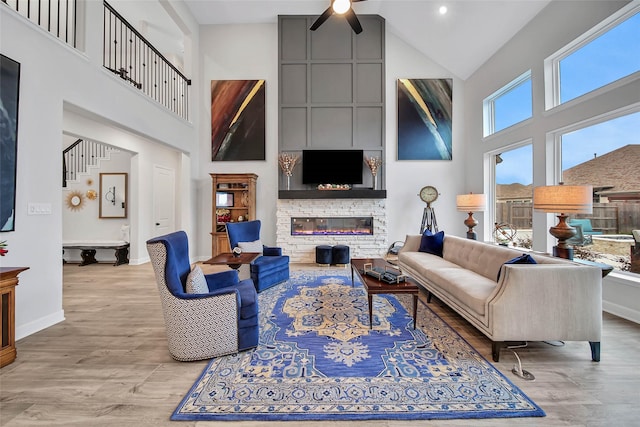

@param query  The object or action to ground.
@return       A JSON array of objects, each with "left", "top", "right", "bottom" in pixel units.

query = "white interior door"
[{"left": 153, "top": 165, "right": 175, "bottom": 235}]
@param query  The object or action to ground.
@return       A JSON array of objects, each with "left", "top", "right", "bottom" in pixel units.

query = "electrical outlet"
[{"left": 27, "top": 203, "right": 52, "bottom": 215}]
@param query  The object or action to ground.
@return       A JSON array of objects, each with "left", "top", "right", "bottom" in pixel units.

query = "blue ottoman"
[
  {"left": 332, "top": 245, "right": 350, "bottom": 266},
  {"left": 315, "top": 245, "right": 333, "bottom": 266}
]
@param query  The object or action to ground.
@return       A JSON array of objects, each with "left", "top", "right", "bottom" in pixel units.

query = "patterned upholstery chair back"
[{"left": 146, "top": 231, "right": 241, "bottom": 361}]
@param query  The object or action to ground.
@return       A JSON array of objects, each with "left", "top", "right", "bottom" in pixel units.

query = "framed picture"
[
  {"left": 0, "top": 54, "right": 21, "bottom": 231},
  {"left": 216, "top": 192, "right": 234, "bottom": 208},
  {"left": 210, "top": 80, "right": 266, "bottom": 161},
  {"left": 99, "top": 173, "right": 128, "bottom": 218},
  {"left": 397, "top": 78, "right": 453, "bottom": 161}
]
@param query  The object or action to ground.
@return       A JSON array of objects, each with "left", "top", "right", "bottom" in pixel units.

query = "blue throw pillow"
[
  {"left": 497, "top": 254, "right": 537, "bottom": 281},
  {"left": 418, "top": 230, "right": 445, "bottom": 257}
]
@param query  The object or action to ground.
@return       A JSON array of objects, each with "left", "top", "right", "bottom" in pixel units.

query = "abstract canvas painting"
[
  {"left": 211, "top": 80, "right": 266, "bottom": 161},
  {"left": 1, "top": 54, "right": 21, "bottom": 231},
  {"left": 397, "top": 78, "right": 452, "bottom": 161}
]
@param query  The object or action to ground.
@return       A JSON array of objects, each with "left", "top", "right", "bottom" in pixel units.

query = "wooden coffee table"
[
  {"left": 203, "top": 252, "right": 260, "bottom": 269},
  {"left": 350, "top": 258, "right": 420, "bottom": 329}
]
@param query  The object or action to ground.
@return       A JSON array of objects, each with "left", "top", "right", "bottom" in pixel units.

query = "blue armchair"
[
  {"left": 146, "top": 231, "right": 259, "bottom": 361},
  {"left": 226, "top": 220, "right": 290, "bottom": 292}
]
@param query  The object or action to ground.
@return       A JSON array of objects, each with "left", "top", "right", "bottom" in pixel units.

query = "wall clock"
[{"left": 419, "top": 185, "right": 439, "bottom": 204}]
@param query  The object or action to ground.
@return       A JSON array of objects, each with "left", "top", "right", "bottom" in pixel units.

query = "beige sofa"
[{"left": 398, "top": 234, "right": 602, "bottom": 362}]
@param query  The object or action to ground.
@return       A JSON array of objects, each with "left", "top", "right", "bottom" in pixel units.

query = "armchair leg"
[{"left": 589, "top": 341, "right": 600, "bottom": 362}]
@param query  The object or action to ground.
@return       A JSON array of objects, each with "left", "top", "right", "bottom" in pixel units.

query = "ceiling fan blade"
[
  {"left": 344, "top": 8, "right": 363, "bottom": 34},
  {"left": 310, "top": 6, "right": 334, "bottom": 31}
]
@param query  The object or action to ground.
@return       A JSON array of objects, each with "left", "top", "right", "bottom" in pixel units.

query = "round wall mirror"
[{"left": 66, "top": 191, "right": 85, "bottom": 211}]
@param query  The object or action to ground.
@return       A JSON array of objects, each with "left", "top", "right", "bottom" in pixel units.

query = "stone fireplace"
[{"left": 277, "top": 199, "right": 388, "bottom": 263}]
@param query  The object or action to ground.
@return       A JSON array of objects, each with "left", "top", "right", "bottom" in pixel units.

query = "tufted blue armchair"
[
  {"left": 226, "top": 220, "right": 290, "bottom": 292},
  {"left": 146, "top": 231, "right": 259, "bottom": 361}
]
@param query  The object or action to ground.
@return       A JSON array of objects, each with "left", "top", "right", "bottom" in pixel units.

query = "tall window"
[
  {"left": 483, "top": 71, "right": 532, "bottom": 137},
  {"left": 493, "top": 144, "right": 533, "bottom": 247},
  {"left": 559, "top": 111, "right": 640, "bottom": 272},
  {"left": 547, "top": 5, "right": 640, "bottom": 108}
]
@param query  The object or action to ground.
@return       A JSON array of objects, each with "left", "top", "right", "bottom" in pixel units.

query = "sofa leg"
[
  {"left": 492, "top": 341, "right": 503, "bottom": 362},
  {"left": 589, "top": 341, "right": 600, "bottom": 362},
  {"left": 426, "top": 291, "right": 432, "bottom": 303}
]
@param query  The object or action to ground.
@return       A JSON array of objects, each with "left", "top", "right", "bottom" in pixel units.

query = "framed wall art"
[
  {"left": 99, "top": 173, "right": 128, "bottom": 218},
  {"left": 211, "top": 80, "right": 266, "bottom": 161},
  {"left": 0, "top": 54, "right": 21, "bottom": 231},
  {"left": 397, "top": 78, "right": 453, "bottom": 161}
]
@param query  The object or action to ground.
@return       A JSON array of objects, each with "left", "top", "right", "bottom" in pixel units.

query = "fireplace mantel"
[{"left": 278, "top": 190, "right": 387, "bottom": 199}]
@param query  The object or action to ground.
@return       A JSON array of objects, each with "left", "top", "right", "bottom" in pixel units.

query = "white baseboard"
[
  {"left": 603, "top": 301, "right": 640, "bottom": 325},
  {"left": 16, "top": 310, "right": 65, "bottom": 341}
]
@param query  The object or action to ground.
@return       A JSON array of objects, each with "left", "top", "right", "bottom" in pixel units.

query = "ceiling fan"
[{"left": 310, "top": 0, "right": 366, "bottom": 34}]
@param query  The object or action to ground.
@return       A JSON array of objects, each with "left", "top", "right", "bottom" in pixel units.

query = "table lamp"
[
  {"left": 533, "top": 183, "right": 593, "bottom": 260},
  {"left": 456, "top": 193, "right": 486, "bottom": 240}
]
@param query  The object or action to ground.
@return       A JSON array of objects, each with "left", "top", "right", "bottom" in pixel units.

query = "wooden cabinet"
[
  {"left": 1, "top": 267, "right": 29, "bottom": 368},
  {"left": 209, "top": 173, "right": 257, "bottom": 258}
]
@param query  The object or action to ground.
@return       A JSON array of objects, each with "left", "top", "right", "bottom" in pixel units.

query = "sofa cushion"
[
  {"left": 238, "top": 239, "right": 264, "bottom": 255},
  {"left": 443, "top": 235, "right": 527, "bottom": 281},
  {"left": 497, "top": 254, "right": 537, "bottom": 281},
  {"left": 427, "top": 267, "right": 497, "bottom": 316},
  {"left": 419, "top": 230, "right": 445, "bottom": 257},
  {"left": 185, "top": 265, "right": 209, "bottom": 294}
]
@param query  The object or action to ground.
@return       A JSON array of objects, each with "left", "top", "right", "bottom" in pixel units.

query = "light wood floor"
[{"left": 2, "top": 263, "right": 640, "bottom": 426}]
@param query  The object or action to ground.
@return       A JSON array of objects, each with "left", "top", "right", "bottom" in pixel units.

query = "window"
[
  {"left": 483, "top": 71, "right": 532, "bottom": 137},
  {"left": 547, "top": 5, "right": 640, "bottom": 108},
  {"left": 559, "top": 110, "right": 640, "bottom": 273},
  {"left": 493, "top": 144, "right": 533, "bottom": 247}
]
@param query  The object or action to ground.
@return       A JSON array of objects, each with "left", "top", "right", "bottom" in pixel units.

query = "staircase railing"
[
  {"left": 2, "top": 0, "right": 77, "bottom": 47},
  {"left": 63, "top": 139, "right": 117, "bottom": 187},
  {"left": 103, "top": 1, "right": 191, "bottom": 120}
]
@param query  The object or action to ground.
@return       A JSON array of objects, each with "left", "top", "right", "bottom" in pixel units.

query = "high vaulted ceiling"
[
  {"left": 110, "top": 0, "right": 552, "bottom": 80},
  {"left": 182, "top": 0, "right": 552, "bottom": 80}
]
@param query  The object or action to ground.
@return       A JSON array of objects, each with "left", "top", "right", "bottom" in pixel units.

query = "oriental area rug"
[{"left": 172, "top": 271, "right": 545, "bottom": 421}]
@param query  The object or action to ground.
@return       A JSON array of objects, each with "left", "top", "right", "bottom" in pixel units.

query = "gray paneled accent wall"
[{"left": 278, "top": 15, "right": 385, "bottom": 192}]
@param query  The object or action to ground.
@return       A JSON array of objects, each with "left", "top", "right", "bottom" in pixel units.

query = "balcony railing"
[
  {"left": 3, "top": 0, "right": 191, "bottom": 120},
  {"left": 2, "top": 0, "right": 77, "bottom": 47},
  {"left": 103, "top": 1, "right": 191, "bottom": 120}
]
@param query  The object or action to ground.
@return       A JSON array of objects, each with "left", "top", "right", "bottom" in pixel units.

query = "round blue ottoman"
[
  {"left": 332, "top": 245, "right": 350, "bottom": 266},
  {"left": 315, "top": 245, "right": 333, "bottom": 266}
]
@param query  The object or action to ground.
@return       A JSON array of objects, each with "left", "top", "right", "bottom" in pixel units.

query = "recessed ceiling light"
[{"left": 439, "top": 5, "right": 448, "bottom": 15}]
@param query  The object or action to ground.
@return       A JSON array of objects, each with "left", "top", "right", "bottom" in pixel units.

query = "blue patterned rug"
[{"left": 172, "top": 271, "right": 545, "bottom": 421}]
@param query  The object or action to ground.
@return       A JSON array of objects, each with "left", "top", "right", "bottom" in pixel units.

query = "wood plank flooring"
[{"left": 1, "top": 262, "right": 640, "bottom": 426}]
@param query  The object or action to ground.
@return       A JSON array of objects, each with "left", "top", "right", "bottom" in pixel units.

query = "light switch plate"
[{"left": 28, "top": 203, "right": 52, "bottom": 215}]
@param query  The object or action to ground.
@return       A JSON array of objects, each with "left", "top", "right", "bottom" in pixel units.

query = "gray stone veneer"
[{"left": 276, "top": 198, "right": 388, "bottom": 263}]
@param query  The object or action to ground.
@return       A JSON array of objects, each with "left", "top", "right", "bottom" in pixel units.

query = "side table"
[{"left": 1, "top": 267, "right": 29, "bottom": 368}]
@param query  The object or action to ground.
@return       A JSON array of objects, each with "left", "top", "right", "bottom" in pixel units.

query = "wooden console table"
[{"left": 1, "top": 267, "right": 29, "bottom": 368}]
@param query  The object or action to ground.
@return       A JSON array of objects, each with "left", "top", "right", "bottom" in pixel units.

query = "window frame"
[
  {"left": 485, "top": 139, "right": 534, "bottom": 242},
  {"left": 544, "top": 2, "right": 640, "bottom": 111},
  {"left": 483, "top": 70, "right": 532, "bottom": 137}
]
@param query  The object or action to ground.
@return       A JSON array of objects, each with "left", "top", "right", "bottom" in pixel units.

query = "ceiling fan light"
[{"left": 332, "top": 0, "right": 351, "bottom": 15}]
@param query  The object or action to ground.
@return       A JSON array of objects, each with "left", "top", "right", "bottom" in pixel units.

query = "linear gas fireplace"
[{"left": 291, "top": 217, "right": 373, "bottom": 236}]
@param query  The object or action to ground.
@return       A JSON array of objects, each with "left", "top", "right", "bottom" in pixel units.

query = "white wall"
[
  {"left": 194, "top": 23, "right": 467, "bottom": 260},
  {"left": 0, "top": 1, "right": 200, "bottom": 339}
]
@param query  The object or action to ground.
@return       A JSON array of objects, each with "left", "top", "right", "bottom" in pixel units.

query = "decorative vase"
[
  {"left": 286, "top": 175, "right": 291, "bottom": 191},
  {"left": 373, "top": 174, "right": 378, "bottom": 190}
]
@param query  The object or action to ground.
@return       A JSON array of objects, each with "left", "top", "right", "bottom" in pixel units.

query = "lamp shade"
[
  {"left": 533, "top": 184, "right": 593, "bottom": 214},
  {"left": 456, "top": 193, "right": 486, "bottom": 212}
]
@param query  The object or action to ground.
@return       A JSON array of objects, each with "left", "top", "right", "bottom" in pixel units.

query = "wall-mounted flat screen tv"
[{"left": 302, "top": 149, "right": 363, "bottom": 185}]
